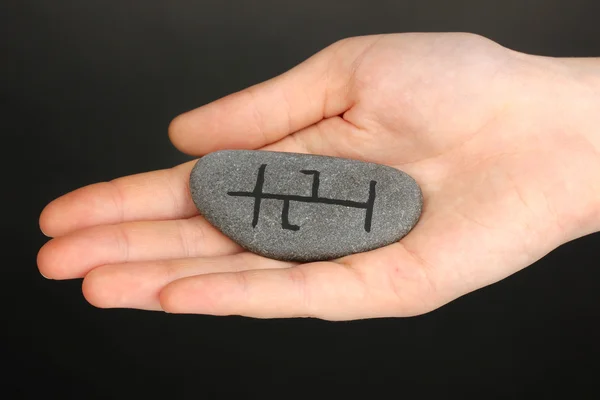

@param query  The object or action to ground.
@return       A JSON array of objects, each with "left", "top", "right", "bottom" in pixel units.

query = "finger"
[
  {"left": 37, "top": 215, "right": 242, "bottom": 280},
  {"left": 168, "top": 36, "right": 382, "bottom": 156},
  {"left": 40, "top": 160, "right": 198, "bottom": 237},
  {"left": 158, "top": 243, "right": 440, "bottom": 321},
  {"left": 82, "top": 253, "right": 295, "bottom": 311}
]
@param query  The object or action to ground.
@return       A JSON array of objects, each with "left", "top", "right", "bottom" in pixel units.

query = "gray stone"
[{"left": 189, "top": 150, "right": 423, "bottom": 262}]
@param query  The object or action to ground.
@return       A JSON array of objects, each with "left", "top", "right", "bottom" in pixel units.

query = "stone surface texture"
[{"left": 190, "top": 150, "right": 423, "bottom": 262}]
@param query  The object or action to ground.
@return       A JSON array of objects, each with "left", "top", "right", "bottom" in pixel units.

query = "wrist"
[
  {"left": 556, "top": 57, "right": 600, "bottom": 236},
  {"left": 513, "top": 53, "right": 600, "bottom": 239},
  {"left": 565, "top": 58, "right": 600, "bottom": 234},
  {"left": 561, "top": 57, "right": 600, "bottom": 94},
  {"left": 558, "top": 57, "right": 600, "bottom": 146}
]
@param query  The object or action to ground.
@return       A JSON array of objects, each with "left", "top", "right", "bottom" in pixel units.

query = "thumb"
[{"left": 167, "top": 35, "right": 380, "bottom": 156}]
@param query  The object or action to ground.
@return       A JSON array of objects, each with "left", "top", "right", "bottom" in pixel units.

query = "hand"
[{"left": 37, "top": 33, "right": 600, "bottom": 320}]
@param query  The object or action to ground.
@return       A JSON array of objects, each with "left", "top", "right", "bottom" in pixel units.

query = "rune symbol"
[{"left": 227, "top": 164, "right": 376, "bottom": 232}]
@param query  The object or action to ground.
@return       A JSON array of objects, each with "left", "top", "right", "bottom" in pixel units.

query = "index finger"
[{"left": 39, "top": 160, "right": 198, "bottom": 237}]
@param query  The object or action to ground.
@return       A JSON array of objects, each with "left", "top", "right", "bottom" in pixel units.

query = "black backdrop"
[{"left": 5, "top": 0, "right": 600, "bottom": 397}]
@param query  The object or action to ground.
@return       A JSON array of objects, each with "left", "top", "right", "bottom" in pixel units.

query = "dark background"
[{"left": 4, "top": 0, "right": 600, "bottom": 397}]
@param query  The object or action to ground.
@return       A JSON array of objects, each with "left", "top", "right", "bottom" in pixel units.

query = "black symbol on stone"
[{"left": 227, "top": 164, "right": 377, "bottom": 232}]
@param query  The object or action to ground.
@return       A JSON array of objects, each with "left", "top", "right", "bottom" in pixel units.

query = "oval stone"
[{"left": 189, "top": 150, "right": 423, "bottom": 262}]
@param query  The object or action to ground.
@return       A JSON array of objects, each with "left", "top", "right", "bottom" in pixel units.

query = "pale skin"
[{"left": 37, "top": 33, "right": 600, "bottom": 320}]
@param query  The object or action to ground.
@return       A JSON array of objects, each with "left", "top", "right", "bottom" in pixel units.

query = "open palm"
[{"left": 38, "top": 33, "right": 600, "bottom": 320}]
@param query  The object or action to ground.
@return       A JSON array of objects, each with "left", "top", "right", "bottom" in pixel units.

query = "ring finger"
[{"left": 82, "top": 252, "right": 296, "bottom": 311}]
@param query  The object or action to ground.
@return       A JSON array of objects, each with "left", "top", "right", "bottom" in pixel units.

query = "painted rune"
[{"left": 227, "top": 164, "right": 377, "bottom": 232}]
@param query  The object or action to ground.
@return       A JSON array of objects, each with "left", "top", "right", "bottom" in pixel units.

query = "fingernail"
[{"left": 40, "top": 271, "right": 52, "bottom": 280}]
